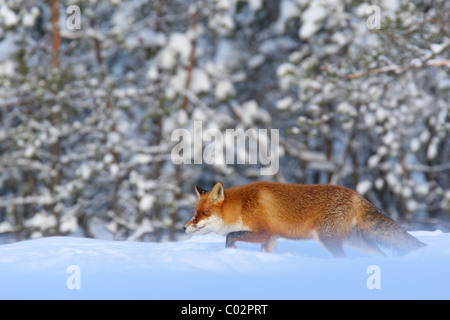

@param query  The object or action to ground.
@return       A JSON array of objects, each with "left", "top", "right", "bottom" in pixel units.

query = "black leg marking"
[
  {"left": 225, "top": 231, "right": 274, "bottom": 252},
  {"left": 226, "top": 231, "right": 250, "bottom": 248}
]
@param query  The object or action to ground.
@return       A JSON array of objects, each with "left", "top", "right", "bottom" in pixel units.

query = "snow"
[
  {"left": 22, "top": 7, "right": 40, "bottom": 28},
  {"left": 0, "top": 222, "right": 13, "bottom": 233},
  {"left": 426, "top": 136, "right": 439, "bottom": 160},
  {"left": 356, "top": 180, "right": 372, "bottom": 195},
  {"left": 157, "top": 32, "right": 191, "bottom": 70},
  {"left": 274, "top": 0, "right": 300, "bottom": 34},
  {"left": 0, "top": 59, "right": 15, "bottom": 77},
  {"left": 24, "top": 212, "right": 57, "bottom": 231},
  {"left": 0, "top": 4, "right": 18, "bottom": 27},
  {"left": 276, "top": 96, "right": 293, "bottom": 111},
  {"left": 0, "top": 231, "right": 449, "bottom": 299},
  {"left": 139, "top": 194, "right": 156, "bottom": 211},
  {"left": 214, "top": 79, "right": 235, "bottom": 101},
  {"left": 299, "top": 2, "right": 327, "bottom": 40},
  {"left": 166, "top": 68, "right": 211, "bottom": 99},
  {"left": 125, "top": 29, "right": 165, "bottom": 50},
  {"left": 209, "top": 13, "right": 235, "bottom": 36},
  {"left": 236, "top": 100, "right": 269, "bottom": 126}
]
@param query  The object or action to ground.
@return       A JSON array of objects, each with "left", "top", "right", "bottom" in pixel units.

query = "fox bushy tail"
[{"left": 359, "top": 209, "right": 425, "bottom": 255}]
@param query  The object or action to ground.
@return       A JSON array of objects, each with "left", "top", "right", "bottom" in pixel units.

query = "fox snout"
[
  {"left": 184, "top": 217, "right": 210, "bottom": 235},
  {"left": 184, "top": 219, "right": 196, "bottom": 234}
]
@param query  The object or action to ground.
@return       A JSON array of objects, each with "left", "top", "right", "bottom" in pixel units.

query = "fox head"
[{"left": 184, "top": 182, "right": 225, "bottom": 235}]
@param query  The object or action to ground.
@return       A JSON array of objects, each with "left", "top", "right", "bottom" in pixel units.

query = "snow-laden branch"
[
  {"left": 0, "top": 194, "right": 56, "bottom": 208},
  {"left": 346, "top": 59, "right": 450, "bottom": 80},
  {"left": 346, "top": 37, "right": 450, "bottom": 80}
]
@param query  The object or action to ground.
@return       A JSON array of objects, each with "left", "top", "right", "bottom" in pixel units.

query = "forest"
[{"left": 0, "top": 0, "right": 449, "bottom": 243}]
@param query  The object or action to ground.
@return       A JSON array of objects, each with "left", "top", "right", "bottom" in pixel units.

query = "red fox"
[{"left": 184, "top": 181, "right": 425, "bottom": 257}]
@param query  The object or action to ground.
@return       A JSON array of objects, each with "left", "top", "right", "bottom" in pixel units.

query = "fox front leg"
[
  {"left": 225, "top": 231, "right": 247, "bottom": 249},
  {"left": 225, "top": 231, "right": 276, "bottom": 252}
]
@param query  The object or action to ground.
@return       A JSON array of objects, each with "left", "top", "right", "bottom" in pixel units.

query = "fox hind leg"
[
  {"left": 345, "top": 226, "right": 386, "bottom": 256},
  {"left": 317, "top": 235, "right": 346, "bottom": 258}
]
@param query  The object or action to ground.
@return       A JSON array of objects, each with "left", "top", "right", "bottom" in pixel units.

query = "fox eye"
[{"left": 197, "top": 211, "right": 208, "bottom": 217}]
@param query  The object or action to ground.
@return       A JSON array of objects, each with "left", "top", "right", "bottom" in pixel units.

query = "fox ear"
[
  {"left": 210, "top": 182, "right": 224, "bottom": 204},
  {"left": 195, "top": 185, "right": 209, "bottom": 198}
]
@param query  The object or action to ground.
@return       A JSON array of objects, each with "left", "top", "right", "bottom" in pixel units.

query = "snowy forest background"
[{"left": 0, "top": 0, "right": 449, "bottom": 243}]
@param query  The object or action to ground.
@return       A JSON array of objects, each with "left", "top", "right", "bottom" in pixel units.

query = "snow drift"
[{"left": 0, "top": 231, "right": 449, "bottom": 299}]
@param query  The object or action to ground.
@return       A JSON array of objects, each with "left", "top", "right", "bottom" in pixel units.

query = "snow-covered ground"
[{"left": 0, "top": 231, "right": 449, "bottom": 299}]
